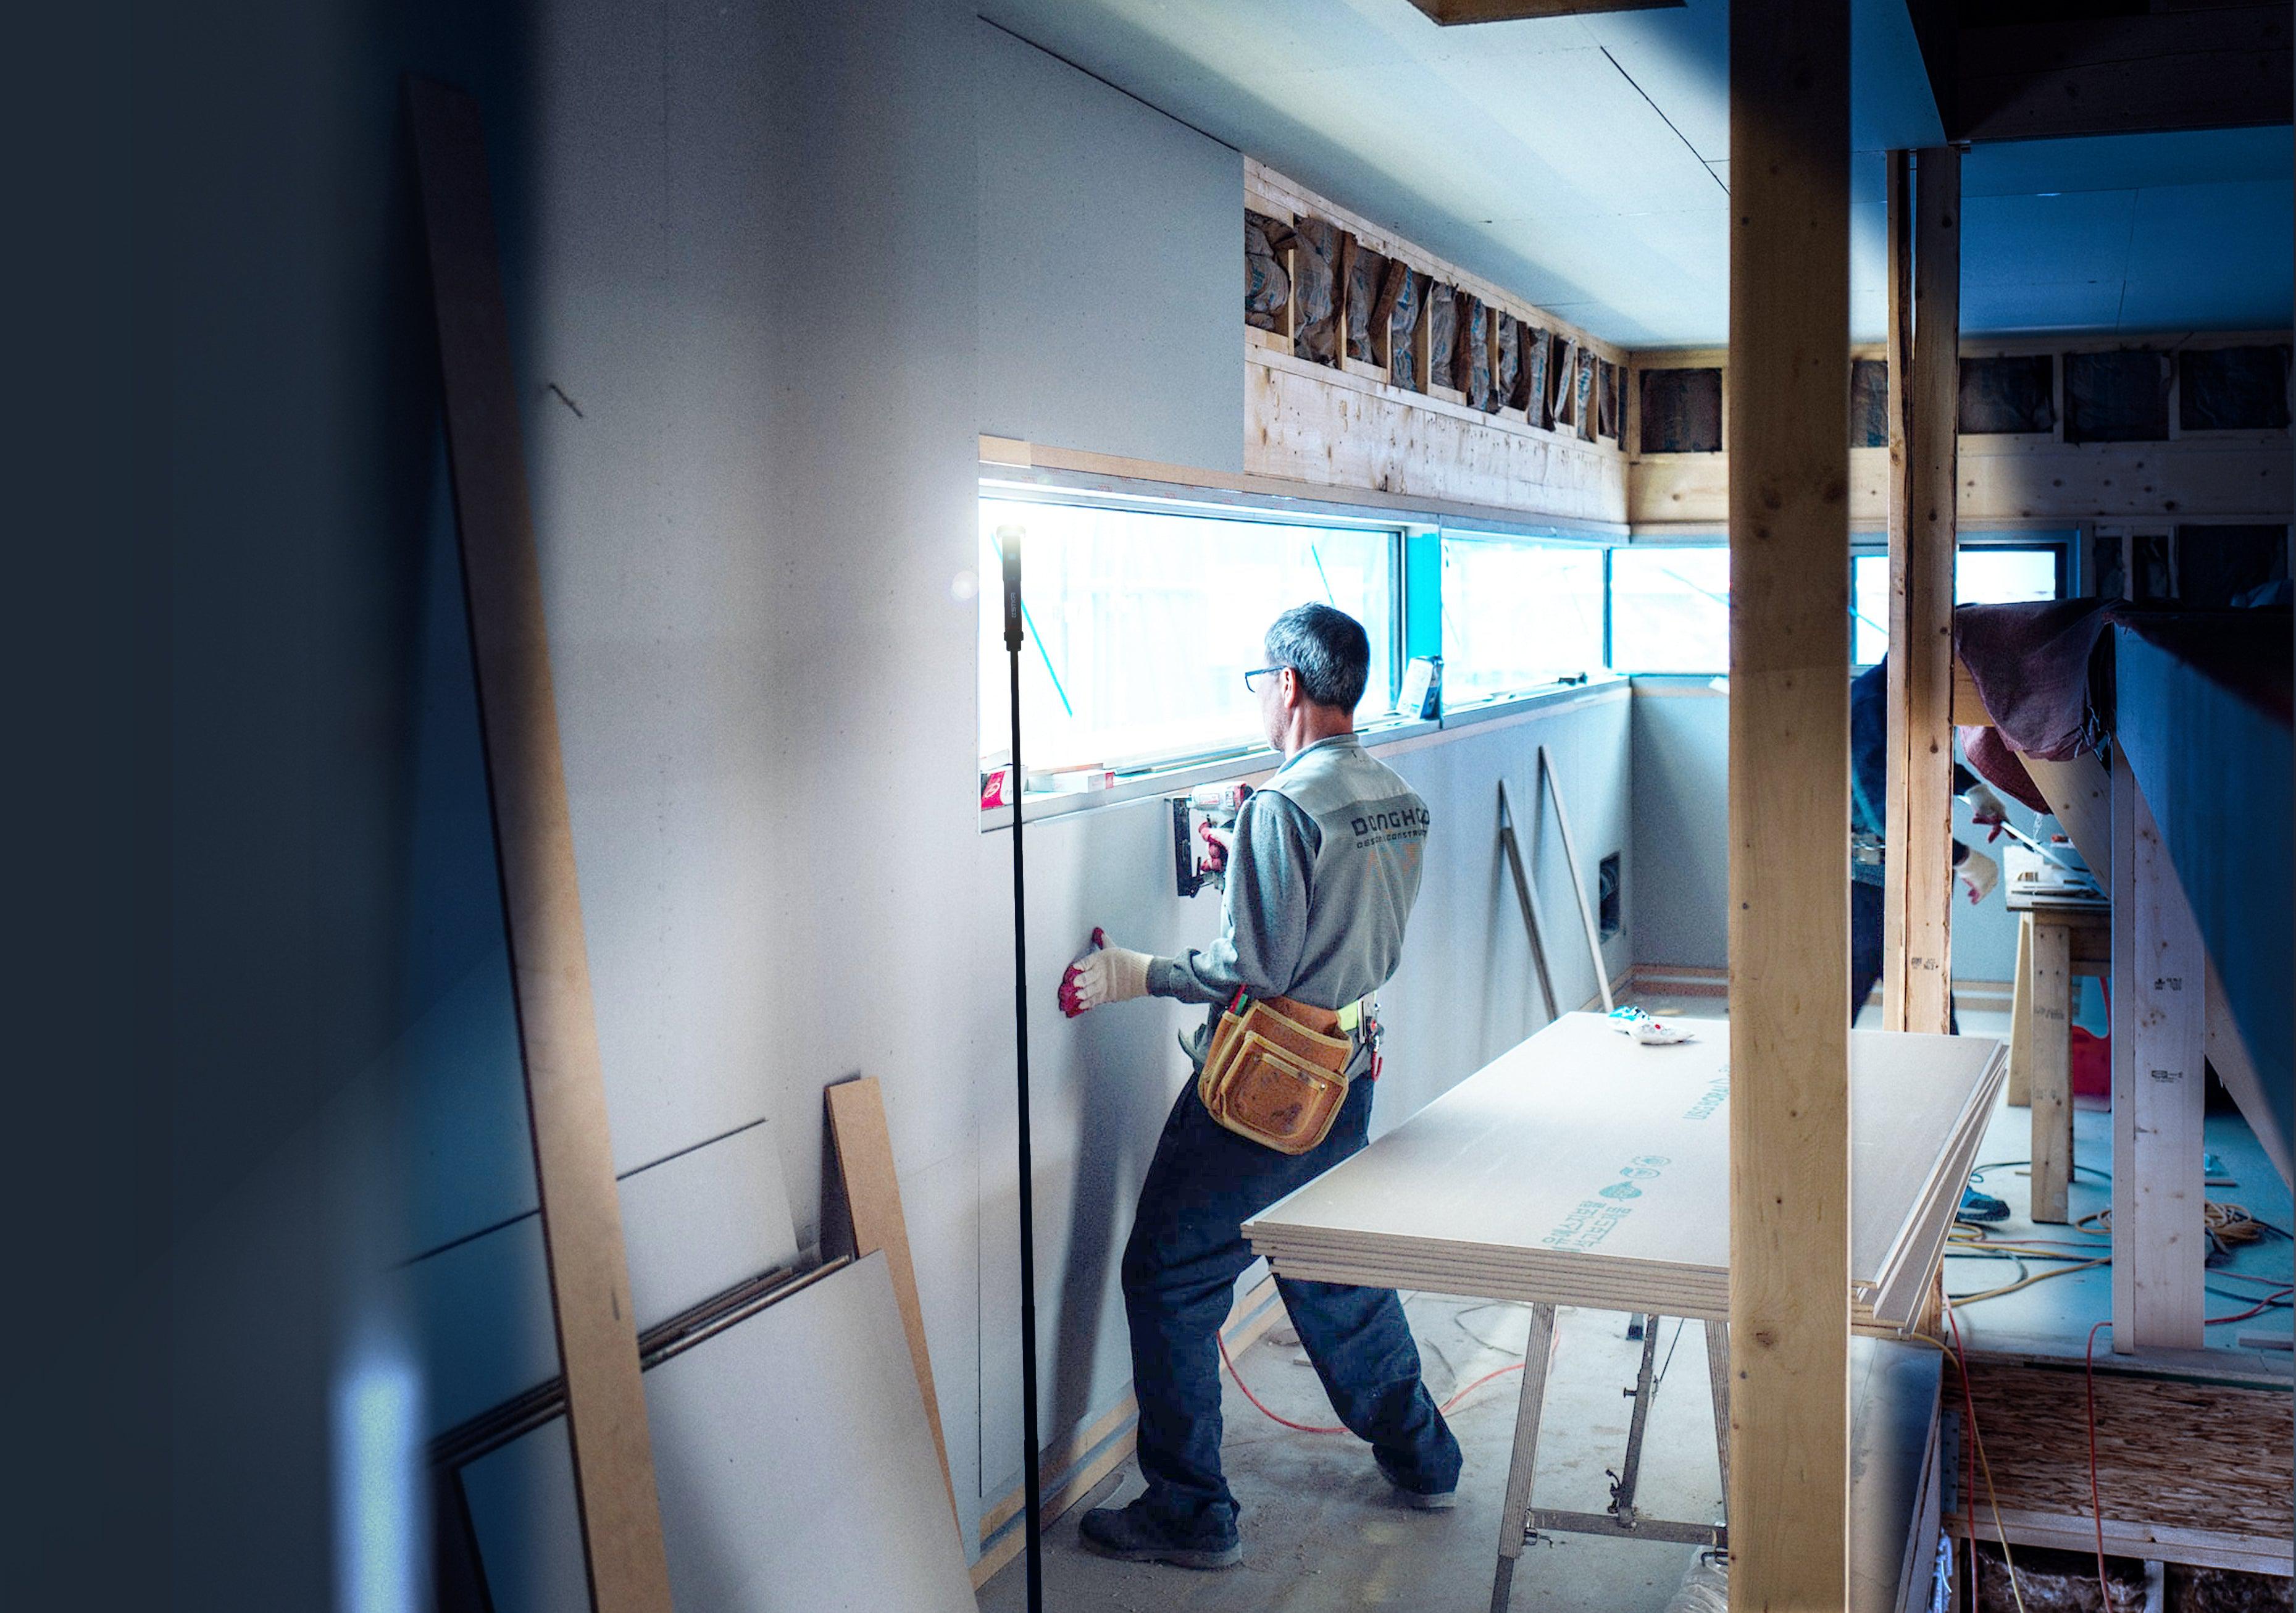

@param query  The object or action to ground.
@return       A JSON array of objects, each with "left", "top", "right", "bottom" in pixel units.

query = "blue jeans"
[
  {"left": 1852, "top": 878, "right": 1958, "bottom": 1031},
  {"left": 1120, "top": 1073, "right": 1461, "bottom": 1538}
]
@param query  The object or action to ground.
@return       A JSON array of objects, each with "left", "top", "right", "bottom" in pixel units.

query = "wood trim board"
[
  {"left": 825, "top": 1077, "right": 955, "bottom": 1533},
  {"left": 407, "top": 76, "right": 672, "bottom": 1613}
]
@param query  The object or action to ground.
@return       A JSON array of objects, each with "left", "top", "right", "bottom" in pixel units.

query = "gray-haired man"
[{"left": 1059, "top": 603, "right": 1461, "bottom": 1569}]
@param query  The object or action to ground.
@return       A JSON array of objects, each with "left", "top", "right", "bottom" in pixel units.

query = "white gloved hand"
[
  {"left": 1059, "top": 929, "right": 1152, "bottom": 1018},
  {"left": 1960, "top": 782, "right": 2010, "bottom": 842},
  {"left": 1958, "top": 847, "right": 1999, "bottom": 905}
]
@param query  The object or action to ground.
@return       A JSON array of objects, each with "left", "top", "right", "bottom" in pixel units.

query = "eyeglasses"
[{"left": 1243, "top": 665, "right": 1289, "bottom": 692}]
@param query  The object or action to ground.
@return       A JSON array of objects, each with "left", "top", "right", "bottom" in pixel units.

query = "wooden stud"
[
  {"left": 1881, "top": 150, "right": 1913, "bottom": 1031},
  {"left": 1887, "top": 146, "right": 1961, "bottom": 1037},
  {"left": 406, "top": 78, "right": 674, "bottom": 1613},
  {"left": 1725, "top": 0, "right": 1852, "bottom": 1602},
  {"left": 2110, "top": 755, "right": 2206, "bottom": 1351},
  {"left": 2028, "top": 918, "right": 2075, "bottom": 1223},
  {"left": 1369, "top": 258, "right": 1409, "bottom": 375},
  {"left": 826, "top": 1077, "right": 957, "bottom": 1534}
]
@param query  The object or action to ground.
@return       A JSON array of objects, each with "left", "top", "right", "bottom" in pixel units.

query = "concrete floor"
[{"left": 977, "top": 1294, "right": 1722, "bottom": 1613}]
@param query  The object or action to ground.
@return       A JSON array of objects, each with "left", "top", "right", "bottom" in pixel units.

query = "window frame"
[
  {"left": 975, "top": 483, "right": 1413, "bottom": 786},
  {"left": 1434, "top": 526, "right": 1616, "bottom": 708}
]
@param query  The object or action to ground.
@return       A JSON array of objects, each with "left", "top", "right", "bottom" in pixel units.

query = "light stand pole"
[{"left": 999, "top": 526, "right": 1045, "bottom": 1613}]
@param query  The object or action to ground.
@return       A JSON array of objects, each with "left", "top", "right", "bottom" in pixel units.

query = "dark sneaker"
[
  {"left": 1958, "top": 1186, "right": 2010, "bottom": 1224},
  {"left": 1375, "top": 1447, "right": 1458, "bottom": 1510},
  {"left": 1077, "top": 1498, "right": 1242, "bottom": 1570}
]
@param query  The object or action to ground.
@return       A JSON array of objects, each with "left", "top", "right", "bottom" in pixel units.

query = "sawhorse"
[{"left": 1490, "top": 1305, "right": 1731, "bottom": 1613}]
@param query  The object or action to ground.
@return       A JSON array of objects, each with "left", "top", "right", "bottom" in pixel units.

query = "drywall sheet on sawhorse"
[{"left": 463, "top": 1252, "right": 975, "bottom": 1613}]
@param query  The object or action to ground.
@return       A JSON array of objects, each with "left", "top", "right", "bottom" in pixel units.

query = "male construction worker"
[
  {"left": 1850, "top": 656, "right": 2012, "bottom": 1220},
  {"left": 1057, "top": 602, "right": 1461, "bottom": 1570}
]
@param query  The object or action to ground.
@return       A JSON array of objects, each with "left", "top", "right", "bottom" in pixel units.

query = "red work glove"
[
  {"left": 1961, "top": 782, "right": 2010, "bottom": 843},
  {"left": 1058, "top": 928, "right": 1152, "bottom": 1018}
]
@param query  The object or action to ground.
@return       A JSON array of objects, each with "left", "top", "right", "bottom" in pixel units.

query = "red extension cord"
[{"left": 1216, "top": 1330, "right": 1526, "bottom": 1435}]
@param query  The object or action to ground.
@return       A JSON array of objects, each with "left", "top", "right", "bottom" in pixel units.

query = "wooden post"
[
  {"left": 2110, "top": 753, "right": 2206, "bottom": 1350},
  {"left": 1885, "top": 145, "right": 1961, "bottom": 1036},
  {"left": 2029, "top": 919, "right": 2075, "bottom": 1223},
  {"left": 1881, "top": 149, "right": 1914, "bottom": 1032},
  {"left": 1726, "top": 1, "right": 1852, "bottom": 1604},
  {"left": 407, "top": 78, "right": 675, "bottom": 1612}
]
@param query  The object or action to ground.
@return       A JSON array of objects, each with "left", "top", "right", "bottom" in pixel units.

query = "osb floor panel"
[{"left": 1951, "top": 1356, "right": 2293, "bottom": 1545}]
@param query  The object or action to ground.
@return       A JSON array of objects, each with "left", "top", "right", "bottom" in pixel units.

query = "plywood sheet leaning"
[
  {"left": 406, "top": 77, "right": 672, "bottom": 1613},
  {"left": 1947, "top": 1355, "right": 2294, "bottom": 1575},
  {"left": 1244, "top": 1014, "right": 2003, "bottom": 1326},
  {"left": 464, "top": 1254, "right": 979, "bottom": 1613},
  {"left": 825, "top": 1077, "right": 955, "bottom": 1533}
]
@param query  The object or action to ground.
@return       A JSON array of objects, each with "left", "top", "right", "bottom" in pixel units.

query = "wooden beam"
[
  {"left": 406, "top": 78, "right": 674, "bottom": 1613},
  {"left": 1887, "top": 146, "right": 1961, "bottom": 1037},
  {"left": 1405, "top": 0, "right": 1682, "bottom": 22},
  {"left": 1955, "top": 5, "right": 2294, "bottom": 143},
  {"left": 2110, "top": 753, "right": 2206, "bottom": 1352},
  {"left": 1726, "top": 0, "right": 1851, "bottom": 1601}
]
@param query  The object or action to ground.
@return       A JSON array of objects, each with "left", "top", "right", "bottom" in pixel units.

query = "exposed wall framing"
[
  {"left": 1627, "top": 331, "right": 2295, "bottom": 532},
  {"left": 1244, "top": 161, "right": 1629, "bottom": 526}
]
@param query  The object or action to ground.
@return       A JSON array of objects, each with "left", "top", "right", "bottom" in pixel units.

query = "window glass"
[
  {"left": 978, "top": 496, "right": 1395, "bottom": 777},
  {"left": 1851, "top": 545, "right": 2060, "bottom": 665},
  {"left": 1438, "top": 536, "right": 1607, "bottom": 702},
  {"left": 1609, "top": 547, "right": 1731, "bottom": 673}
]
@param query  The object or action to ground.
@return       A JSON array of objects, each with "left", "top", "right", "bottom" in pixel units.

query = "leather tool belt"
[{"left": 1196, "top": 991, "right": 1369, "bottom": 1156}]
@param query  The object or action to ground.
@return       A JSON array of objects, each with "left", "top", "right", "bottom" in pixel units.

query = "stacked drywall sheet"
[
  {"left": 1245, "top": 1013, "right": 2003, "bottom": 1328},
  {"left": 462, "top": 1251, "right": 974, "bottom": 1612},
  {"left": 409, "top": 1117, "right": 803, "bottom": 1435},
  {"left": 1850, "top": 1335, "right": 1947, "bottom": 1613}
]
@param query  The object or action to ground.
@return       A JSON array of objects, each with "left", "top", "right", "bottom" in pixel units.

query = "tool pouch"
[{"left": 1196, "top": 993, "right": 1355, "bottom": 1155}]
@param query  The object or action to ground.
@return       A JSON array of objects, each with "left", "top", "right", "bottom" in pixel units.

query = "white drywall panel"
[
  {"left": 464, "top": 1253, "right": 975, "bottom": 1613},
  {"left": 1628, "top": 677, "right": 1731, "bottom": 973},
  {"left": 407, "top": 1117, "right": 801, "bottom": 1435},
  {"left": 969, "top": 690, "right": 1634, "bottom": 1504},
  {"left": 514, "top": 0, "right": 984, "bottom": 1206},
  {"left": 977, "top": 20, "right": 1245, "bottom": 474}
]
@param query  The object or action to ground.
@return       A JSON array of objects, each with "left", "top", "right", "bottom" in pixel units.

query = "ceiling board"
[{"left": 979, "top": 0, "right": 2292, "bottom": 346}]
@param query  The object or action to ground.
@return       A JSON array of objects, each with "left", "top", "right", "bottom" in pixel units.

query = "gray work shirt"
[{"left": 1148, "top": 734, "right": 1430, "bottom": 1073}]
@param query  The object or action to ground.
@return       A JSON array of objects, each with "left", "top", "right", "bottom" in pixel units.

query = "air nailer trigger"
[{"left": 1171, "top": 782, "right": 1251, "bottom": 899}]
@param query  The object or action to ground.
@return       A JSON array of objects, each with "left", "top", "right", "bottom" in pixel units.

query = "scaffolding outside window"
[
  {"left": 978, "top": 495, "right": 1396, "bottom": 777},
  {"left": 1438, "top": 534, "right": 1608, "bottom": 703}
]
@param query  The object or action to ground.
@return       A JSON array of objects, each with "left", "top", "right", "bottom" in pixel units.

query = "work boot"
[
  {"left": 1957, "top": 1185, "right": 2010, "bottom": 1224},
  {"left": 1077, "top": 1498, "right": 1242, "bottom": 1570},
  {"left": 1375, "top": 1446, "right": 1458, "bottom": 1510}
]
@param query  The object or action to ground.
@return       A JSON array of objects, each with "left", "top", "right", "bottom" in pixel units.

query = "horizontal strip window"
[{"left": 979, "top": 493, "right": 1400, "bottom": 799}]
